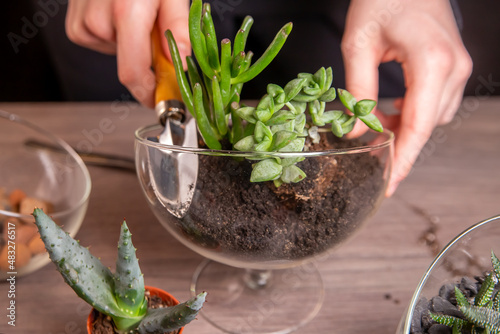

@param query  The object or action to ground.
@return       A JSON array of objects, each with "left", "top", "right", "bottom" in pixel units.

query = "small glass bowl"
[
  {"left": 397, "top": 215, "right": 500, "bottom": 334},
  {"left": 0, "top": 110, "right": 91, "bottom": 278}
]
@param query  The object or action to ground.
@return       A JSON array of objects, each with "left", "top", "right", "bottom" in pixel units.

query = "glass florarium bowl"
[
  {"left": 397, "top": 215, "right": 500, "bottom": 334},
  {"left": 0, "top": 110, "right": 91, "bottom": 279},
  {"left": 135, "top": 124, "right": 393, "bottom": 333}
]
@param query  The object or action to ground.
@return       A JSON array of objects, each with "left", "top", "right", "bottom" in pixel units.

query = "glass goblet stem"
[{"left": 244, "top": 269, "right": 272, "bottom": 290}]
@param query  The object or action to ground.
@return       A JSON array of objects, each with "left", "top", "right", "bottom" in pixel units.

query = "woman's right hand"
[{"left": 65, "top": 0, "right": 191, "bottom": 108}]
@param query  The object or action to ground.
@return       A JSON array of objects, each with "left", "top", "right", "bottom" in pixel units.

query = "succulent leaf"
[
  {"left": 250, "top": 159, "right": 283, "bottom": 182},
  {"left": 309, "top": 100, "right": 325, "bottom": 126},
  {"left": 231, "top": 51, "right": 246, "bottom": 78},
  {"left": 475, "top": 272, "right": 497, "bottom": 307},
  {"left": 313, "top": 67, "right": 326, "bottom": 90},
  {"left": 321, "top": 110, "right": 344, "bottom": 123},
  {"left": 265, "top": 110, "right": 296, "bottom": 126},
  {"left": 331, "top": 119, "right": 343, "bottom": 138},
  {"left": 271, "top": 131, "right": 297, "bottom": 151},
  {"left": 324, "top": 67, "right": 333, "bottom": 92},
  {"left": 284, "top": 78, "right": 307, "bottom": 102},
  {"left": 359, "top": 113, "right": 383, "bottom": 132},
  {"left": 257, "top": 94, "right": 273, "bottom": 112},
  {"left": 233, "top": 15, "right": 253, "bottom": 59},
  {"left": 455, "top": 286, "right": 471, "bottom": 308},
  {"left": 254, "top": 121, "right": 273, "bottom": 143},
  {"left": 341, "top": 115, "right": 356, "bottom": 134},
  {"left": 271, "top": 120, "right": 295, "bottom": 134},
  {"left": 460, "top": 305, "right": 500, "bottom": 333},
  {"left": 201, "top": 3, "right": 220, "bottom": 71},
  {"left": 32, "top": 209, "right": 131, "bottom": 324},
  {"left": 231, "top": 22, "right": 293, "bottom": 84},
  {"left": 137, "top": 292, "right": 207, "bottom": 334},
  {"left": 267, "top": 83, "right": 284, "bottom": 98},
  {"left": 254, "top": 137, "right": 273, "bottom": 152},
  {"left": 294, "top": 114, "right": 306, "bottom": 133},
  {"left": 492, "top": 251, "right": 500, "bottom": 279},
  {"left": 235, "top": 106, "right": 257, "bottom": 124},
  {"left": 279, "top": 137, "right": 305, "bottom": 152},
  {"left": 354, "top": 99, "right": 377, "bottom": 117},
  {"left": 493, "top": 291, "right": 500, "bottom": 312},
  {"left": 286, "top": 101, "right": 307, "bottom": 115},
  {"left": 338, "top": 88, "right": 356, "bottom": 112},
  {"left": 303, "top": 85, "right": 321, "bottom": 96},
  {"left": 281, "top": 165, "right": 306, "bottom": 183},
  {"left": 114, "top": 222, "right": 147, "bottom": 325},
  {"left": 430, "top": 312, "right": 466, "bottom": 329},
  {"left": 255, "top": 108, "right": 273, "bottom": 123},
  {"left": 234, "top": 135, "right": 256, "bottom": 151},
  {"left": 319, "top": 87, "right": 336, "bottom": 102},
  {"left": 452, "top": 322, "right": 462, "bottom": 334}
]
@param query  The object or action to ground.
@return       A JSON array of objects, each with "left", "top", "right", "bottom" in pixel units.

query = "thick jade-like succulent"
[
  {"left": 33, "top": 208, "right": 206, "bottom": 334},
  {"left": 166, "top": 0, "right": 382, "bottom": 185}
]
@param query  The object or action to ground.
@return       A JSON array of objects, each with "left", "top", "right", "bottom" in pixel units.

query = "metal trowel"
[{"left": 148, "top": 22, "right": 198, "bottom": 218}]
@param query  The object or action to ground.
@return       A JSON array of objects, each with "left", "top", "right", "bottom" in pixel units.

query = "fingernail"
[
  {"left": 176, "top": 42, "right": 191, "bottom": 59},
  {"left": 386, "top": 181, "right": 399, "bottom": 197}
]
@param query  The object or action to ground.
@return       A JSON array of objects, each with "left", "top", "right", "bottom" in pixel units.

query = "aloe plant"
[
  {"left": 166, "top": 0, "right": 382, "bottom": 185},
  {"left": 430, "top": 251, "right": 500, "bottom": 334},
  {"left": 33, "top": 208, "right": 206, "bottom": 334}
]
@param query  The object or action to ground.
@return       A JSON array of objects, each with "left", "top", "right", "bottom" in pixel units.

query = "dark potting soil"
[
  {"left": 177, "top": 132, "right": 386, "bottom": 261},
  {"left": 90, "top": 290, "right": 180, "bottom": 334},
  {"left": 410, "top": 275, "right": 490, "bottom": 334}
]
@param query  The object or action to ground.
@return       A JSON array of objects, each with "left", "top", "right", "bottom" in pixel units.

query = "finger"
[
  {"left": 65, "top": 1, "right": 116, "bottom": 55},
  {"left": 438, "top": 89, "right": 463, "bottom": 125},
  {"left": 82, "top": 0, "right": 116, "bottom": 43},
  {"left": 158, "top": 0, "right": 191, "bottom": 67},
  {"left": 341, "top": 40, "right": 381, "bottom": 138},
  {"left": 114, "top": 1, "right": 158, "bottom": 107},
  {"left": 437, "top": 54, "right": 472, "bottom": 125},
  {"left": 376, "top": 111, "right": 401, "bottom": 132},
  {"left": 386, "top": 56, "right": 449, "bottom": 196},
  {"left": 393, "top": 97, "right": 404, "bottom": 112}
]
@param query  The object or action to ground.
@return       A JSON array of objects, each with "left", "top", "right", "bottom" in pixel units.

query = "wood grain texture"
[{"left": 0, "top": 98, "right": 498, "bottom": 334}]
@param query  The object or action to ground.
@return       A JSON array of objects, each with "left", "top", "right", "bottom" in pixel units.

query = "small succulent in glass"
[
  {"left": 166, "top": 0, "right": 383, "bottom": 185},
  {"left": 33, "top": 208, "right": 206, "bottom": 334},
  {"left": 429, "top": 251, "right": 500, "bottom": 334}
]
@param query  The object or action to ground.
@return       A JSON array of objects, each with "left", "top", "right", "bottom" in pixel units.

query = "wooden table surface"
[{"left": 0, "top": 98, "right": 498, "bottom": 334}]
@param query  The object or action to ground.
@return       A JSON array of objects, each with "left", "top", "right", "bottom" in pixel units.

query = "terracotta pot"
[{"left": 87, "top": 286, "right": 183, "bottom": 334}]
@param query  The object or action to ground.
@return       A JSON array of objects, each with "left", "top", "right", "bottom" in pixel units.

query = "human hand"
[
  {"left": 65, "top": 0, "right": 191, "bottom": 108},
  {"left": 341, "top": 0, "right": 472, "bottom": 196}
]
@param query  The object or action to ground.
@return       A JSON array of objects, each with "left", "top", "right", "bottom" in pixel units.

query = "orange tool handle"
[{"left": 151, "top": 22, "right": 183, "bottom": 105}]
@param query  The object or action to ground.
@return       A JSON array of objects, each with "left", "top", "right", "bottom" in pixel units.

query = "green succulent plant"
[
  {"left": 430, "top": 251, "right": 500, "bottom": 334},
  {"left": 33, "top": 208, "right": 206, "bottom": 334},
  {"left": 166, "top": 0, "right": 383, "bottom": 185}
]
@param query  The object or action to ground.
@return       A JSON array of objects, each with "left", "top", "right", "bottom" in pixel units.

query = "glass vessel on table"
[{"left": 135, "top": 124, "right": 393, "bottom": 334}]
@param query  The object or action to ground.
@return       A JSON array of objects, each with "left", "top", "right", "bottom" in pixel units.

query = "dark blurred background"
[{"left": 1, "top": 1, "right": 499, "bottom": 103}]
